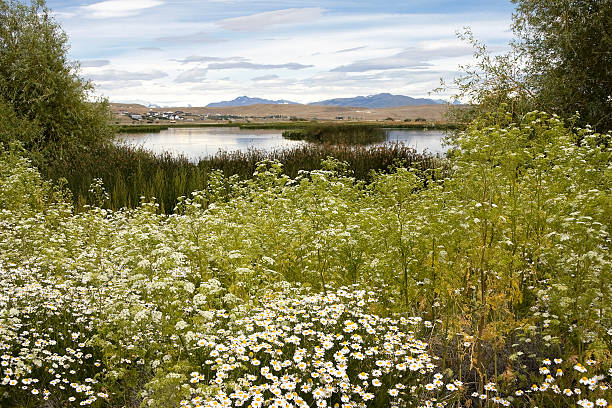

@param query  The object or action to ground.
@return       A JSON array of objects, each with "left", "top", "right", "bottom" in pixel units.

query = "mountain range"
[
  {"left": 309, "top": 93, "right": 446, "bottom": 108},
  {"left": 206, "top": 96, "right": 299, "bottom": 107},
  {"left": 206, "top": 93, "right": 449, "bottom": 108}
]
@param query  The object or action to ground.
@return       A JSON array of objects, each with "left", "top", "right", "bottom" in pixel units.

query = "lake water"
[{"left": 117, "top": 127, "right": 448, "bottom": 162}]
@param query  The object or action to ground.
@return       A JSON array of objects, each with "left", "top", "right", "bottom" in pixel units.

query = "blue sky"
[{"left": 47, "top": 0, "right": 516, "bottom": 106}]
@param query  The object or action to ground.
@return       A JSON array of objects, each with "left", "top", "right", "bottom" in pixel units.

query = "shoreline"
[{"left": 116, "top": 121, "right": 464, "bottom": 134}]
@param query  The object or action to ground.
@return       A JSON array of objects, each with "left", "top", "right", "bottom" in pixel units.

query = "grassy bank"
[
  {"left": 115, "top": 123, "right": 240, "bottom": 133},
  {"left": 41, "top": 142, "right": 444, "bottom": 213},
  {"left": 115, "top": 121, "right": 464, "bottom": 134}
]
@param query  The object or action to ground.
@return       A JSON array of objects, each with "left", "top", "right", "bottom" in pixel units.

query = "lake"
[{"left": 117, "top": 127, "right": 448, "bottom": 162}]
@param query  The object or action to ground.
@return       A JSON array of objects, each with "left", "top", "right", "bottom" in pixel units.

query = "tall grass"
[
  {"left": 40, "top": 142, "right": 444, "bottom": 213},
  {"left": 116, "top": 125, "right": 170, "bottom": 133},
  {"left": 282, "top": 125, "right": 387, "bottom": 145},
  {"left": 115, "top": 123, "right": 239, "bottom": 133}
]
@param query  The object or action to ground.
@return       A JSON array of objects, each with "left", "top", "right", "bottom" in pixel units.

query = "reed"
[
  {"left": 116, "top": 125, "right": 169, "bottom": 133},
  {"left": 282, "top": 125, "right": 386, "bottom": 145},
  {"left": 39, "top": 142, "right": 444, "bottom": 213},
  {"left": 115, "top": 123, "right": 239, "bottom": 133}
]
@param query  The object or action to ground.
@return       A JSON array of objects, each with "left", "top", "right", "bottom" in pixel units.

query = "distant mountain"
[
  {"left": 206, "top": 96, "right": 299, "bottom": 107},
  {"left": 309, "top": 93, "right": 446, "bottom": 108}
]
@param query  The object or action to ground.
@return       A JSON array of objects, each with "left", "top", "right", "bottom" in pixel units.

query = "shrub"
[{"left": 0, "top": 0, "right": 112, "bottom": 157}]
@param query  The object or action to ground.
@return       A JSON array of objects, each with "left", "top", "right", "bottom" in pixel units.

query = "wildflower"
[
  {"left": 484, "top": 382, "right": 497, "bottom": 391},
  {"left": 574, "top": 364, "right": 588, "bottom": 373}
]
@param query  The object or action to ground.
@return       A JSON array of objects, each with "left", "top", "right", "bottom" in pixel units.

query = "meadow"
[{"left": 1, "top": 111, "right": 610, "bottom": 407}]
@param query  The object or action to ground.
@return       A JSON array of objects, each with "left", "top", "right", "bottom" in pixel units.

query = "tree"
[
  {"left": 0, "top": 0, "right": 112, "bottom": 157},
  {"left": 512, "top": 0, "right": 612, "bottom": 131},
  {"left": 440, "top": 28, "right": 535, "bottom": 124},
  {"left": 444, "top": 1, "right": 611, "bottom": 131}
]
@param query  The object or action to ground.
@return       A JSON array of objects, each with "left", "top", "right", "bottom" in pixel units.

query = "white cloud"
[
  {"left": 156, "top": 31, "right": 219, "bottom": 43},
  {"left": 79, "top": 59, "right": 110, "bottom": 68},
  {"left": 175, "top": 56, "right": 245, "bottom": 64},
  {"left": 81, "top": 0, "right": 164, "bottom": 19},
  {"left": 175, "top": 68, "right": 208, "bottom": 83},
  {"left": 218, "top": 8, "right": 325, "bottom": 31},
  {"left": 86, "top": 69, "right": 167, "bottom": 81},
  {"left": 208, "top": 62, "right": 312, "bottom": 70},
  {"left": 97, "top": 80, "right": 144, "bottom": 90},
  {"left": 331, "top": 45, "right": 474, "bottom": 72},
  {"left": 252, "top": 75, "right": 279, "bottom": 81},
  {"left": 335, "top": 46, "right": 367, "bottom": 54}
]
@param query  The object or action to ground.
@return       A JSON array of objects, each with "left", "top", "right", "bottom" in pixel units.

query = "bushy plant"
[{"left": 0, "top": 0, "right": 113, "bottom": 159}]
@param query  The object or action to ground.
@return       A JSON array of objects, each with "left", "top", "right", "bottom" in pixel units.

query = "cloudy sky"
[{"left": 47, "top": 0, "right": 515, "bottom": 106}]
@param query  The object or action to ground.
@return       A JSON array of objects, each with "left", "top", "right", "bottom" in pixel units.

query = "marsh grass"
[
  {"left": 282, "top": 125, "right": 387, "bottom": 145},
  {"left": 40, "top": 142, "right": 443, "bottom": 213}
]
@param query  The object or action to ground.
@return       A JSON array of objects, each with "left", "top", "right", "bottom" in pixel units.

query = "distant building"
[{"left": 130, "top": 114, "right": 143, "bottom": 121}]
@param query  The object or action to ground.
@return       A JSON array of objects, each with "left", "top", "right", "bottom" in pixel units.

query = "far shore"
[{"left": 111, "top": 102, "right": 464, "bottom": 124}]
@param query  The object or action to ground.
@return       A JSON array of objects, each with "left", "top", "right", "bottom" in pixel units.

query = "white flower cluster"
[
  {"left": 0, "top": 265, "right": 107, "bottom": 406},
  {"left": 180, "top": 288, "right": 460, "bottom": 408}
]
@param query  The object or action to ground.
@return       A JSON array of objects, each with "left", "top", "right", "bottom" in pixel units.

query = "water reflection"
[
  {"left": 385, "top": 129, "right": 447, "bottom": 155},
  {"left": 117, "top": 127, "right": 448, "bottom": 162}
]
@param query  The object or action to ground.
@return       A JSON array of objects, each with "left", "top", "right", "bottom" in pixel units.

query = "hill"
[
  {"left": 207, "top": 96, "right": 299, "bottom": 107},
  {"left": 309, "top": 93, "right": 446, "bottom": 108}
]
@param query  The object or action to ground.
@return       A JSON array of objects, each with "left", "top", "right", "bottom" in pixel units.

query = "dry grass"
[{"left": 111, "top": 103, "right": 453, "bottom": 122}]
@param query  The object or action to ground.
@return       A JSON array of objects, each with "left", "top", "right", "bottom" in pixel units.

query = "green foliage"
[
  {"left": 282, "top": 125, "right": 386, "bottom": 145},
  {"left": 443, "top": 1, "right": 612, "bottom": 131},
  {"left": 43, "top": 142, "right": 441, "bottom": 213},
  {"left": 117, "top": 125, "right": 170, "bottom": 134},
  {"left": 0, "top": 95, "right": 42, "bottom": 148},
  {"left": 440, "top": 28, "right": 534, "bottom": 124},
  {"left": 512, "top": 0, "right": 612, "bottom": 131},
  {"left": 0, "top": 0, "right": 113, "bottom": 156}
]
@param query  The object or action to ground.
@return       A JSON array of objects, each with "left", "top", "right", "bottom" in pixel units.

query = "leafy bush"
[{"left": 0, "top": 0, "right": 112, "bottom": 158}]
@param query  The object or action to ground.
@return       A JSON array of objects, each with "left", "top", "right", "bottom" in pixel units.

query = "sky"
[{"left": 47, "top": 0, "right": 516, "bottom": 107}]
